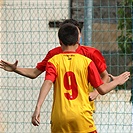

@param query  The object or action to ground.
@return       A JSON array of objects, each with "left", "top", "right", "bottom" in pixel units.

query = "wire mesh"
[{"left": 0, "top": 0, "right": 132, "bottom": 133}]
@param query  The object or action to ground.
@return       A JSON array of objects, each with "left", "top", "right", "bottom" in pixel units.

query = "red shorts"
[{"left": 89, "top": 131, "right": 97, "bottom": 133}]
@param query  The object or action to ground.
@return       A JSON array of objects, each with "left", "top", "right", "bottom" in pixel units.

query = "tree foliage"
[
  {"left": 117, "top": 0, "right": 132, "bottom": 54},
  {"left": 117, "top": 0, "right": 132, "bottom": 102}
]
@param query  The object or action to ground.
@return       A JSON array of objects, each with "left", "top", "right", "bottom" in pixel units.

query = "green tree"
[
  {"left": 117, "top": 0, "right": 132, "bottom": 101},
  {"left": 117, "top": 0, "right": 132, "bottom": 54}
]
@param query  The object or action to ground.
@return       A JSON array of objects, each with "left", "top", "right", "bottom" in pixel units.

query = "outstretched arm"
[
  {"left": 96, "top": 71, "right": 130, "bottom": 95},
  {"left": 32, "top": 80, "right": 52, "bottom": 126},
  {"left": 0, "top": 60, "right": 42, "bottom": 79}
]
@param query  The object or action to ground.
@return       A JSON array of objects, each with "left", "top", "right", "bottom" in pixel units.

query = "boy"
[
  {"left": 0, "top": 19, "right": 109, "bottom": 112},
  {"left": 32, "top": 23, "right": 130, "bottom": 133}
]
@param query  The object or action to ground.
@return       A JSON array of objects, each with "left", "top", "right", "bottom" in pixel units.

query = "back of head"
[
  {"left": 61, "top": 19, "right": 81, "bottom": 32},
  {"left": 58, "top": 23, "right": 78, "bottom": 46}
]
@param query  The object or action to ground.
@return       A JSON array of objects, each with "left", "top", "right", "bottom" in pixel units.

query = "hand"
[
  {"left": 32, "top": 106, "right": 40, "bottom": 126},
  {"left": 110, "top": 71, "right": 130, "bottom": 85},
  {"left": 0, "top": 60, "right": 18, "bottom": 72},
  {"left": 89, "top": 90, "right": 99, "bottom": 101},
  {"left": 117, "top": 71, "right": 130, "bottom": 85}
]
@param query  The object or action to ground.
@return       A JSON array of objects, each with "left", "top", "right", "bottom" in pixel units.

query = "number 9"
[{"left": 64, "top": 71, "right": 78, "bottom": 100}]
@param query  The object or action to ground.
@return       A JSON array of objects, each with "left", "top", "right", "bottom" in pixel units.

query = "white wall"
[{"left": 0, "top": 0, "right": 69, "bottom": 133}]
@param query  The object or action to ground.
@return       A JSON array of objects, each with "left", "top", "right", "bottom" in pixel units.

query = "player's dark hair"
[
  {"left": 58, "top": 23, "right": 78, "bottom": 46},
  {"left": 60, "top": 19, "right": 81, "bottom": 32}
]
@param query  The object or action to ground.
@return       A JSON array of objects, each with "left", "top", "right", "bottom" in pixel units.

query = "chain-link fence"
[{"left": 0, "top": 0, "right": 132, "bottom": 133}]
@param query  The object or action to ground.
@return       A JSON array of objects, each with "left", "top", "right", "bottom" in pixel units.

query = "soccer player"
[
  {"left": 0, "top": 19, "right": 110, "bottom": 113},
  {"left": 31, "top": 23, "right": 130, "bottom": 133}
]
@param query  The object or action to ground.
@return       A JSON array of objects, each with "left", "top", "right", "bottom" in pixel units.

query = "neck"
[{"left": 62, "top": 43, "right": 79, "bottom": 52}]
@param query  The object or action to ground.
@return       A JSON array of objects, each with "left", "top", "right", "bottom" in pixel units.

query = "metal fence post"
[{"left": 84, "top": 0, "right": 93, "bottom": 46}]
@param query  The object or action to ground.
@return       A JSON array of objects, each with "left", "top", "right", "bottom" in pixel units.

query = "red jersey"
[
  {"left": 36, "top": 45, "right": 107, "bottom": 74},
  {"left": 45, "top": 52, "right": 103, "bottom": 133}
]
